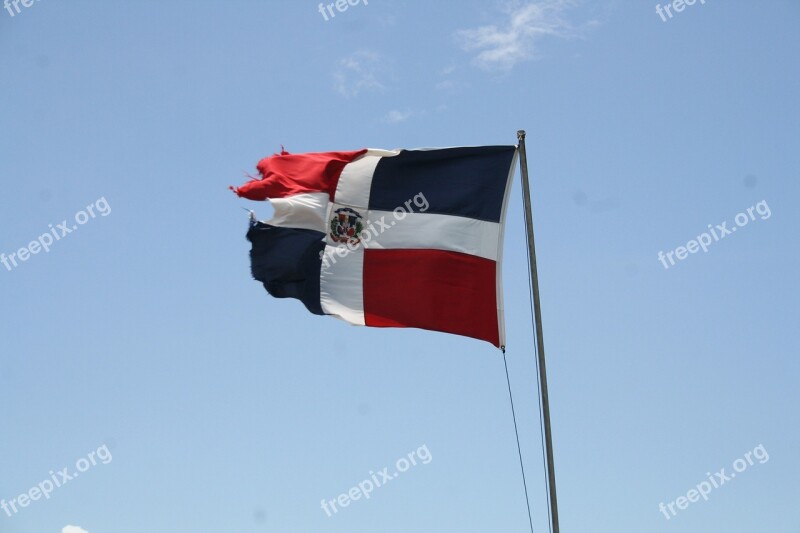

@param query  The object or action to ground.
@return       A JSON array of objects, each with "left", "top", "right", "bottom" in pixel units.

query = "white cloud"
[
  {"left": 456, "top": 0, "right": 578, "bottom": 70},
  {"left": 63, "top": 526, "right": 89, "bottom": 533},
  {"left": 383, "top": 110, "right": 412, "bottom": 123},
  {"left": 435, "top": 64, "right": 462, "bottom": 91},
  {"left": 333, "top": 51, "right": 388, "bottom": 98}
]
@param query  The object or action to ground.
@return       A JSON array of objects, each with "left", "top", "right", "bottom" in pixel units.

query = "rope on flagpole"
[
  {"left": 523, "top": 209, "right": 555, "bottom": 533},
  {"left": 502, "top": 347, "right": 536, "bottom": 533}
]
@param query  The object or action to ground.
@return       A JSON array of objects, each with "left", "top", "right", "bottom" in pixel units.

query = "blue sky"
[{"left": 1, "top": 1, "right": 798, "bottom": 532}]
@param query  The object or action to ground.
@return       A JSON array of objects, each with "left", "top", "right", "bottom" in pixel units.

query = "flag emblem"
[{"left": 330, "top": 207, "right": 364, "bottom": 244}]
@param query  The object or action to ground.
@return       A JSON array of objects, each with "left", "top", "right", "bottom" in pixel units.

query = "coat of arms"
[{"left": 329, "top": 207, "right": 364, "bottom": 245}]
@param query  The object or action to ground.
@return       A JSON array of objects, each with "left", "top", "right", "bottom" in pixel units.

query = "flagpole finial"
[{"left": 517, "top": 130, "right": 526, "bottom": 140}]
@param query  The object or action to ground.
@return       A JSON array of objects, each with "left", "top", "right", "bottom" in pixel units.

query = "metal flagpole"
[{"left": 516, "top": 130, "right": 561, "bottom": 533}]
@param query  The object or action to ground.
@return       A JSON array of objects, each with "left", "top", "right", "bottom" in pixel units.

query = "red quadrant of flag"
[{"left": 363, "top": 249, "right": 500, "bottom": 346}]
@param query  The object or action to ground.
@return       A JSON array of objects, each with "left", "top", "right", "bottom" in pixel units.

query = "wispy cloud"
[
  {"left": 333, "top": 51, "right": 388, "bottom": 98},
  {"left": 456, "top": 0, "right": 579, "bottom": 70},
  {"left": 63, "top": 527, "right": 89, "bottom": 533},
  {"left": 383, "top": 110, "right": 413, "bottom": 123},
  {"left": 435, "top": 64, "right": 462, "bottom": 91}
]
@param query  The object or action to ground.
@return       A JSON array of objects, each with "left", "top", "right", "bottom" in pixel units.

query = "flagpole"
[{"left": 517, "top": 130, "right": 561, "bottom": 533}]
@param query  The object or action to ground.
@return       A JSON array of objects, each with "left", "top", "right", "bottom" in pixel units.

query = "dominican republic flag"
[{"left": 231, "top": 146, "right": 518, "bottom": 348}]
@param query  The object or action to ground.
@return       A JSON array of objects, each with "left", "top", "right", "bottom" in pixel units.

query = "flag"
[{"left": 232, "top": 145, "right": 518, "bottom": 348}]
